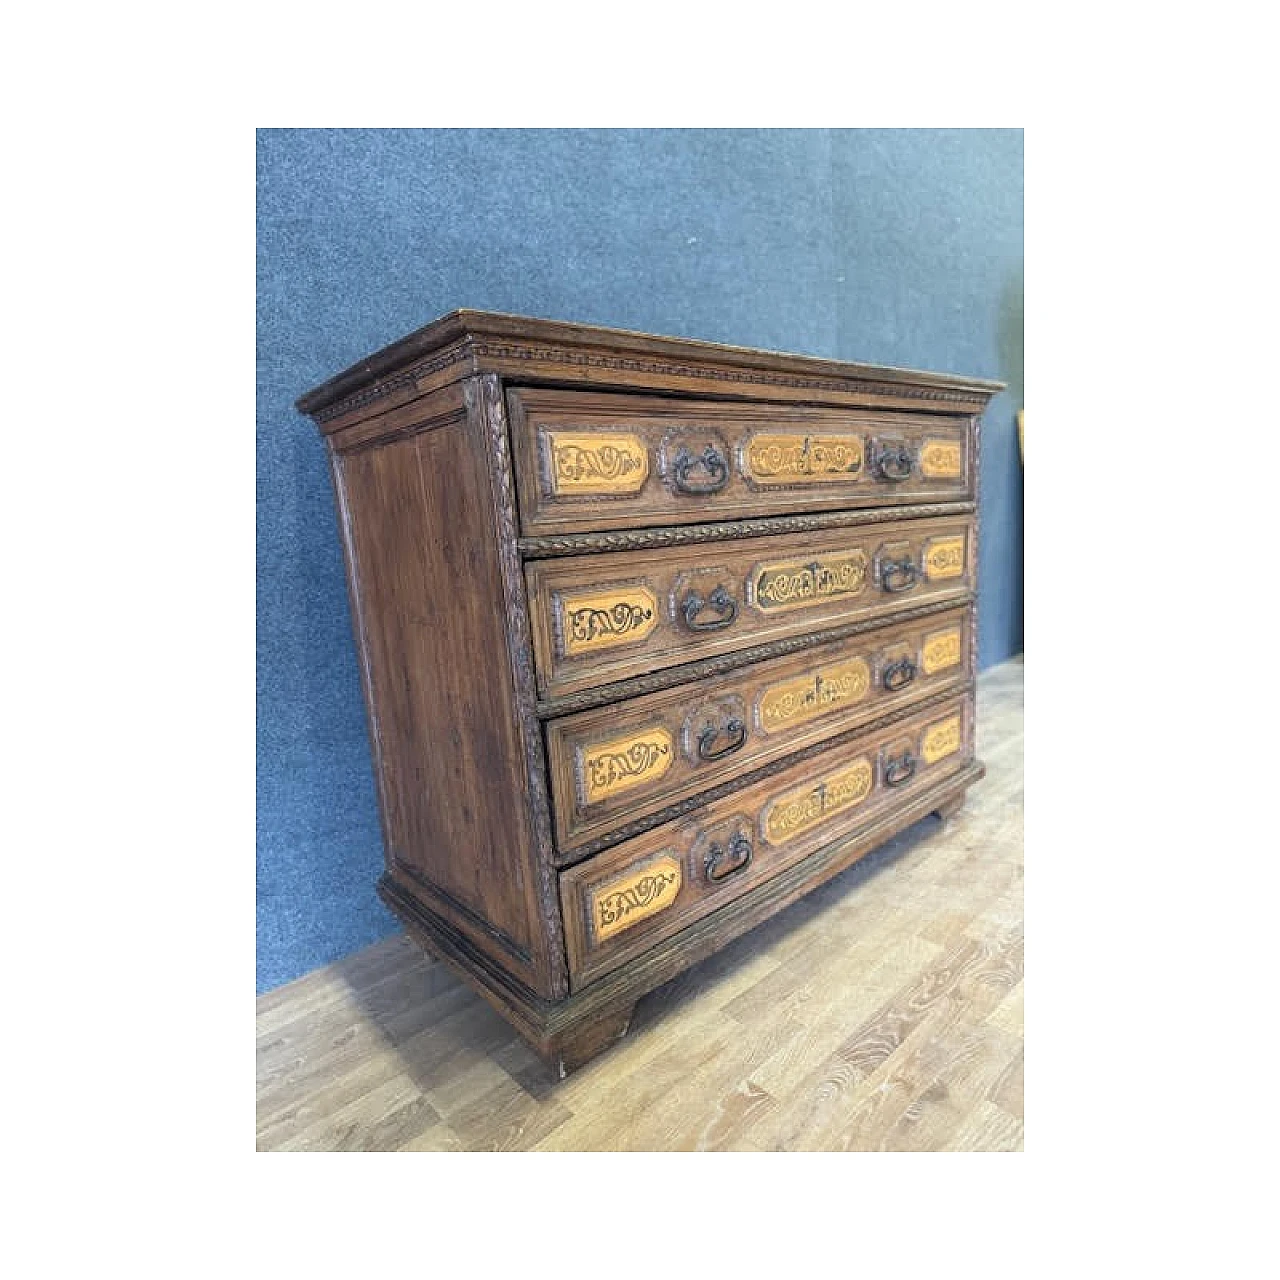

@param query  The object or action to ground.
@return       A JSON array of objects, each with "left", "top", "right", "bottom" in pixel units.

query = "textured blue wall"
[{"left": 257, "top": 128, "right": 1023, "bottom": 993}]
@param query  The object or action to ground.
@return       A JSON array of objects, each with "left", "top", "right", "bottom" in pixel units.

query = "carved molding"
[
  {"left": 313, "top": 343, "right": 472, "bottom": 423},
  {"left": 310, "top": 337, "right": 991, "bottom": 425},
  {"left": 471, "top": 373, "right": 569, "bottom": 997},
  {"left": 519, "top": 502, "right": 976, "bottom": 559}
]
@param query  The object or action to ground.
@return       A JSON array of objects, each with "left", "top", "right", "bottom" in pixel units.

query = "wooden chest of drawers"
[{"left": 295, "top": 311, "right": 1003, "bottom": 1075}]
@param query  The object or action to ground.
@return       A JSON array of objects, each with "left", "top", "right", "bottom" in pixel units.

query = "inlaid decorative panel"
[
  {"left": 761, "top": 757, "right": 874, "bottom": 846},
  {"left": 556, "top": 585, "right": 659, "bottom": 657},
  {"left": 544, "top": 431, "right": 649, "bottom": 496},
  {"left": 756, "top": 657, "right": 872, "bottom": 734},
  {"left": 923, "top": 535, "right": 966, "bottom": 581},
  {"left": 921, "top": 714, "right": 962, "bottom": 764},
  {"left": 577, "top": 728, "right": 674, "bottom": 806},
  {"left": 589, "top": 855, "right": 683, "bottom": 943},
  {"left": 921, "top": 626, "right": 964, "bottom": 675},
  {"left": 508, "top": 387, "right": 974, "bottom": 536},
  {"left": 919, "top": 439, "right": 964, "bottom": 479},
  {"left": 742, "top": 433, "right": 864, "bottom": 485},
  {"left": 750, "top": 551, "right": 869, "bottom": 614},
  {"left": 527, "top": 516, "right": 973, "bottom": 700}
]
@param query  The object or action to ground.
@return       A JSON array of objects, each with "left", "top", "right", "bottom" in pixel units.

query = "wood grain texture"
[
  {"left": 256, "top": 656, "right": 1023, "bottom": 1152},
  {"left": 330, "top": 392, "right": 560, "bottom": 994}
]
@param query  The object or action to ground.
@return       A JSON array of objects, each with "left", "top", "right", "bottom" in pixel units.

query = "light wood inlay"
[
  {"left": 919, "top": 439, "right": 964, "bottom": 479},
  {"left": 742, "top": 433, "right": 864, "bottom": 484},
  {"left": 923, "top": 535, "right": 966, "bottom": 581},
  {"left": 556, "top": 585, "right": 659, "bottom": 656},
  {"left": 762, "top": 758, "right": 873, "bottom": 845},
  {"left": 589, "top": 855, "right": 683, "bottom": 943},
  {"left": 757, "top": 657, "right": 871, "bottom": 734},
  {"left": 256, "top": 656, "right": 1023, "bottom": 1152},
  {"left": 921, "top": 714, "right": 962, "bottom": 765},
  {"left": 578, "top": 728, "right": 674, "bottom": 806},
  {"left": 921, "top": 626, "right": 963, "bottom": 675},
  {"left": 750, "top": 550, "right": 869, "bottom": 613},
  {"left": 545, "top": 431, "right": 649, "bottom": 496}
]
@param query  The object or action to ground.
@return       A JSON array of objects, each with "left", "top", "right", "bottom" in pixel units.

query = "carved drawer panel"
[
  {"left": 525, "top": 514, "right": 974, "bottom": 701},
  {"left": 545, "top": 604, "right": 972, "bottom": 858},
  {"left": 508, "top": 386, "right": 972, "bottom": 536},
  {"left": 559, "top": 694, "right": 974, "bottom": 988}
]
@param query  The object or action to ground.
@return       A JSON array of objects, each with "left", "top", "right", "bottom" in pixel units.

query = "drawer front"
[
  {"left": 526, "top": 515, "right": 973, "bottom": 700},
  {"left": 546, "top": 605, "right": 972, "bottom": 856},
  {"left": 509, "top": 387, "right": 972, "bottom": 535},
  {"left": 560, "top": 694, "right": 974, "bottom": 987}
]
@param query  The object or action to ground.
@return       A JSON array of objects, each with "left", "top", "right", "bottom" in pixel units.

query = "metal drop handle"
[
  {"left": 874, "top": 442, "right": 915, "bottom": 481},
  {"left": 697, "top": 717, "right": 747, "bottom": 762},
  {"left": 705, "top": 830, "right": 753, "bottom": 883},
  {"left": 880, "top": 558, "right": 919, "bottom": 594},
  {"left": 882, "top": 656, "right": 918, "bottom": 692},
  {"left": 681, "top": 584, "right": 738, "bottom": 631},
  {"left": 883, "top": 751, "right": 918, "bottom": 787},
  {"left": 672, "top": 444, "right": 730, "bottom": 494}
]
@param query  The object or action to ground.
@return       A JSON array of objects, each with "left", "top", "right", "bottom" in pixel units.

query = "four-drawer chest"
[{"left": 295, "top": 311, "right": 1004, "bottom": 1075}]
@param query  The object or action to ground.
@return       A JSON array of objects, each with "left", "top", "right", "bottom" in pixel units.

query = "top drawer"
[{"left": 508, "top": 387, "right": 972, "bottom": 536}]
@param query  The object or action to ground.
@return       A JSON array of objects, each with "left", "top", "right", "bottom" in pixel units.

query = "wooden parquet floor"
[{"left": 257, "top": 656, "right": 1024, "bottom": 1151}]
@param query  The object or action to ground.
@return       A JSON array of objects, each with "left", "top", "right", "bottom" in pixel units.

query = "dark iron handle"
[
  {"left": 883, "top": 751, "right": 917, "bottom": 787},
  {"left": 880, "top": 558, "right": 919, "bottom": 594},
  {"left": 882, "top": 656, "right": 918, "bottom": 692},
  {"left": 705, "top": 830, "right": 753, "bottom": 883},
  {"left": 681, "top": 584, "right": 738, "bottom": 631},
  {"left": 874, "top": 443, "right": 915, "bottom": 481},
  {"left": 672, "top": 444, "right": 730, "bottom": 495},
  {"left": 697, "top": 717, "right": 747, "bottom": 762}
]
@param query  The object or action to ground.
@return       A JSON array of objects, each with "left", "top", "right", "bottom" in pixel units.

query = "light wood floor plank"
[{"left": 257, "top": 655, "right": 1025, "bottom": 1152}]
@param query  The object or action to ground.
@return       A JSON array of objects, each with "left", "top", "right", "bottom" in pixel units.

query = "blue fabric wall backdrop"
[{"left": 256, "top": 127, "right": 1023, "bottom": 994}]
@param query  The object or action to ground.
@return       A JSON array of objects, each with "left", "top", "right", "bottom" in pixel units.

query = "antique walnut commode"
[{"left": 296, "top": 311, "right": 1003, "bottom": 1075}]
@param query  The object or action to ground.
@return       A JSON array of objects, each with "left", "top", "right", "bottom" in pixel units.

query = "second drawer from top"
[{"left": 525, "top": 514, "right": 973, "bottom": 701}]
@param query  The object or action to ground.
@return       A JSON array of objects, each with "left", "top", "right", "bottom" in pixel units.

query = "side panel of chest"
[{"left": 328, "top": 387, "right": 561, "bottom": 996}]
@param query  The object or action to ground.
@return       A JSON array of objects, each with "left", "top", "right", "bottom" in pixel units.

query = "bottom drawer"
[{"left": 560, "top": 692, "right": 973, "bottom": 988}]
